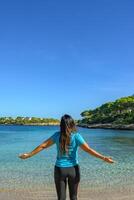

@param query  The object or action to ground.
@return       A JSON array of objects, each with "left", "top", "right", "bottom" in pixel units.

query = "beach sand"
[{"left": 0, "top": 186, "right": 134, "bottom": 200}]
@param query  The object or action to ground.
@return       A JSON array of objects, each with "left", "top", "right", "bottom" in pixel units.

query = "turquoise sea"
[{"left": 0, "top": 125, "right": 134, "bottom": 194}]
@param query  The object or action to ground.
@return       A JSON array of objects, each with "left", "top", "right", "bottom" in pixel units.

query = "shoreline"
[
  {"left": 0, "top": 123, "right": 60, "bottom": 126},
  {"left": 78, "top": 123, "right": 134, "bottom": 130},
  {"left": 1, "top": 123, "right": 134, "bottom": 130}
]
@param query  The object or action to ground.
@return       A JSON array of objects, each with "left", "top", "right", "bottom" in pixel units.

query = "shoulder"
[
  {"left": 74, "top": 132, "right": 81, "bottom": 137},
  {"left": 71, "top": 132, "right": 81, "bottom": 140},
  {"left": 55, "top": 131, "right": 60, "bottom": 134},
  {"left": 74, "top": 132, "right": 86, "bottom": 146},
  {"left": 54, "top": 131, "right": 60, "bottom": 137},
  {"left": 49, "top": 131, "right": 60, "bottom": 142}
]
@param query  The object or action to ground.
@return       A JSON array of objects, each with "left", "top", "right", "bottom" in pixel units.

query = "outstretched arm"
[
  {"left": 80, "top": 142, "right": 115, "bottom": 163},
  {"left": 19, "top": 138, "right": 54, "bottom": 159}
]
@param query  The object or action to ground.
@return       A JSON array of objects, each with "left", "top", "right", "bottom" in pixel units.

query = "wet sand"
[{"left": 0, "top": 185, "right": 134, "bottom": 200}]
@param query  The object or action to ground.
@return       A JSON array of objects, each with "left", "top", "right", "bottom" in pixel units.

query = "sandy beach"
[{"left": 0, "top": 185, "right": 134, "bottom": 200}]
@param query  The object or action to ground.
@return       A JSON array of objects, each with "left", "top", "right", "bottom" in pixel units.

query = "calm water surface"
[{"left": 0, "top": 125, "right": 134, "bottom": 192}]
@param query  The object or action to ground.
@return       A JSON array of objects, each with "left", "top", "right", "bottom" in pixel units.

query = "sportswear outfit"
[{"left": 49, "top": 131, "right": 86, "bottom": 200}]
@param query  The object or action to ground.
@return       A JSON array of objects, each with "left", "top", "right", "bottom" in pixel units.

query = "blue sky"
[{"left": 0, "top": 0, "right": 134, "bottom": 119}]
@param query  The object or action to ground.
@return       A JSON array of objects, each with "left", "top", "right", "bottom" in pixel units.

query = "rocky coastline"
[
  {"left": 78, "top": 123, "right": 134, "bottom": 130},
  {"left": 0, "top": 122, "right": 60, "bottom": 126}
]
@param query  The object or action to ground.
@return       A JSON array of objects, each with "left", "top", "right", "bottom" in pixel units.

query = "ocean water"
[{"left": 0, "top": 125, "right": 134, "bottom": 193}]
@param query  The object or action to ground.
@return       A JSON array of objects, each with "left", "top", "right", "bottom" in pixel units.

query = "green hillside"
[
  {"left": 0, "top": 116, "right": 60, "bottom": 125},
  {"left": 78, "top": 95, "right": 134, "bottom": 125}
]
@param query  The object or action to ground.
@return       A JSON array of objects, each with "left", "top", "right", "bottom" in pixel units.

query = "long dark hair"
[{"left": 59, "top": 114, "right": 77, "bottom": 156}]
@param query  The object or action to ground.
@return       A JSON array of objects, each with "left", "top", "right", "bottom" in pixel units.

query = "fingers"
[
  {"left": 104, "top": 157, "right": 114, "bottom": 164},
  {"left": 109, "top": 159, "right": 117, "bottom": 164},
  {"left": 108, "top": 156, "right": 116, "bottom": 162},
  {"left": 18, "top": 153, "right": 28, "bottom": 159},
  {"left": 19, "top": 155, "right": 24, "bottom": 159},
  {"left": 18, "top": 154, "right": 23, "bottom": 158}
]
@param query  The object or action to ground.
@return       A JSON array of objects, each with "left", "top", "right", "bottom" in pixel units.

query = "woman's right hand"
[
  {"left": 19, "top": 153, "right": 31, "bottom": 159},
  {"left": 103, "top": 156, "right": 115, "bottom": 163}
]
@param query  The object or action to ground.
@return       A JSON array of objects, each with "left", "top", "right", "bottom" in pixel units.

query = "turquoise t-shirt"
[{"left": 49, "top": 131, "right": 86, "bottom": 167}]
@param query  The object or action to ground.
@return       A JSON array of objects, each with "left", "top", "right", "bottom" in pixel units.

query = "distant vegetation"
[
  {"left": 0, "top": 117, "right": 60, "bottom": 125},
  {"left": 1, "top": 95, "right": 134, "bottom": 127},
  {"left": 78, "top": 95, "right": 134, "bottom": 125}
]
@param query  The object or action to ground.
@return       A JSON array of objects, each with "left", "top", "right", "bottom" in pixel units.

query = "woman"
[{"left": 19, "top": 114, "right": 115, "bottom": 200}]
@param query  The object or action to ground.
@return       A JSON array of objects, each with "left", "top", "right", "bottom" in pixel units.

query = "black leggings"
[{"left": 54, "top": 164, "right": 80, "bottom": 200}]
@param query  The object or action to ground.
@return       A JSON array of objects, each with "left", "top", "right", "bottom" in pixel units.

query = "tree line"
[
  {"left": 78, "top": 95, "right": 134, "bottom": 125},
  {"left": 0, "top": 117, "right": 60, "bottom": 125}
]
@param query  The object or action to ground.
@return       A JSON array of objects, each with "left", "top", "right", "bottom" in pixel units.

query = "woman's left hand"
[{"left": 19, "top": 153, "right": 31, "bottom": 159}]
